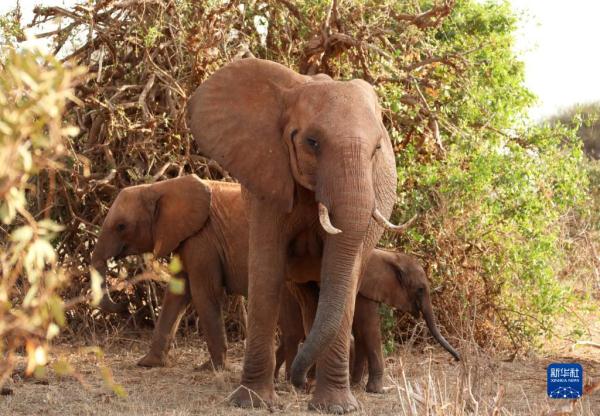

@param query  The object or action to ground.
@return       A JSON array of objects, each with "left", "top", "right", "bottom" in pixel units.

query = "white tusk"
[
  {"left": 318, "top": 202, "right": 342, "bottom": 235},
  {"left": 372, "top": 208, "right": 417, "bottom": 234}
]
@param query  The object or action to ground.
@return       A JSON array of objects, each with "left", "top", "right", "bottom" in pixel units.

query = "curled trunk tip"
[
  {"left": 290, "top": 350, "right": 311, "bottom": 388},
  {"left": 91, "top": 260, "right": 129, "bottom": 314},
  {"left": 422, "top": 298, "right": 460, "bottom": 361}
]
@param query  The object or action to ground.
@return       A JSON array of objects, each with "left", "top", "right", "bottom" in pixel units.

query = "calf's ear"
[{"left": 145, "top": 175, "right": 212, "bottom": 257}]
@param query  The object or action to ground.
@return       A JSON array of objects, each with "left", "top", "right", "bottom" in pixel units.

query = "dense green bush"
[
  {"left": 0, "top": 45, "right": 127, "bottom": 395},
  {"left": 394, "top": 124, "right": 589, "bottom": 348},
  {"left": 381, "top": 0, "right": 594, "bottom": 348}
]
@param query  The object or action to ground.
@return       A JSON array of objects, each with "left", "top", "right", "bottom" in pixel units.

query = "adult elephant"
[{"left": 186, "top": 58, "right": 403, "bottom": 413}]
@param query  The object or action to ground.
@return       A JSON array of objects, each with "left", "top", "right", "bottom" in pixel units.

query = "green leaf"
[
  {"left": 33, "top": 365, "right": 46, "bottom": 379},
  {"left": 18, "top": 144, "right": 32, "bottom": 171},
  {"left": 111, "top": 383, "right": 128, "bottom": 398},
  {"left": 168, "top": 255, "right": 183, "bottom": 274},
  {"left": 168, "top": 277, "right": 185, "bottom": 295},
  {"left": 38, "top": 219, "right": 65, "bottom": 233},
  {"left": 46, "top": 323, "right": 60, "bottom": 340}
]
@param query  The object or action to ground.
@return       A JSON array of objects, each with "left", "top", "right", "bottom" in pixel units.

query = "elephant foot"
[
  {"left": 137, "top": 352, "right": 170, "bottom": 367},
  {"left": 309, "top": 387, "right": 359, "bottom": 414},
  {"left": 350, "top": 376, "right": 362, "bottom": 388},
  {"left": 304, "top": 376, "right": 316, "bottom": 394},
  {"left": 194, "top": 359, "right": 227, "bottom": 372},
  {"left": 229, "top": 383, "right": 276, "bottom": 410},
  {"left": 365, "top": 378, "right": 384, "bottom": 394}
]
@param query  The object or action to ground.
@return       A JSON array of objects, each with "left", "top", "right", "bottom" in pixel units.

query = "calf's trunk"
[
  {"left": 91, "top": 239, "right": 128, "bottom": 313},
  {"left": 421, "top": 291, "right": 460, "bottom": 361}
]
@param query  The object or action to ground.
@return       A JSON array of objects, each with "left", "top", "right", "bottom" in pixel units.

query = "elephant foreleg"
[
  {"left": 138, "top": 273, "right": 191, "bottom": 367},
  {"left": 230, "top": 203, "right": 287, "bottom": 409},
  {"left": 310, "top": 300, "right": 358, "bottom": 413},
  {"left": 354, "top": 295, "right": 384, "bottom": 393}
]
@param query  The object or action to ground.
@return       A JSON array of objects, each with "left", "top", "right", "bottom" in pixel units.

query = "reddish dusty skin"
[
  {"left": 92, "top": 177, "right": 395, "bottom": 376},
  {"left": 94, "top": 175, "right": 457, "bottom": 401},
  {"left": 278, "top": 251, "right": 460, "bottom": 394},
  {"left": 91, "top": 176, "right": 249, "bottom": 370},
  {"left": 93, "top": 177, "right": 378, "bottom": 375},
  {"left": 187, "top": 58, "right": 398, "bottom": 413}
]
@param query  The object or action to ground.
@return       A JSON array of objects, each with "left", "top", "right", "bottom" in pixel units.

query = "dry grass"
[{"left": 1, "top": 332, "right": 598, "bottom": 416}]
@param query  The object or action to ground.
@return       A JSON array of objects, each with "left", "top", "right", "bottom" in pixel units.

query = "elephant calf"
[
  {"left": 276, "top": 251, "right": 460, "bottom": 393},
  {"left": 91, "top": 175, "right": 249, "bottom": 369}
]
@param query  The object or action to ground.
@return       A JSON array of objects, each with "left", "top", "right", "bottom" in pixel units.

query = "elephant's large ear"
[
  {"left": 186, "top": 58, "right": 310, "bottom": 212},
  {"left": 146, "top": 175, "right": 212, "bottom": 257}
]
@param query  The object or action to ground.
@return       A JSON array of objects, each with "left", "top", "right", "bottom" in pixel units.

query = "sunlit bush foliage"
[{"left": 0, "top": 47, "right": 84, "bottom": 384}]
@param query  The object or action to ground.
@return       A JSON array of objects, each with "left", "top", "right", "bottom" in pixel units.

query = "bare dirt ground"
[{"left": 1, "top": 330, "right": 598, "bottom": 416}]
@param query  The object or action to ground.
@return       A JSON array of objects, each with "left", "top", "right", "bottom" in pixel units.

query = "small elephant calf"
[
  {"left": 277, "top": 250, "right": 460, "bottom": 393},
  {"left": 354, "top": 251, "right": 460, "bottom": 391},
  {"left": 91, "top": 175, "right": 249, "bottom": 369}
]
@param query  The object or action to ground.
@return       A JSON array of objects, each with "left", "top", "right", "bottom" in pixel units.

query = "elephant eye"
[
  {"left": 372, "top": 142, "right": 382, "bottom": 158},
  {"left": 305, "top": 137, "right": 319, "bottom": 150},
  {"left": 371, "top": 142, "right": 382, "bottom": 159},
  {"left": 116, "top": 223, "right": 126, "bottom": 232}
]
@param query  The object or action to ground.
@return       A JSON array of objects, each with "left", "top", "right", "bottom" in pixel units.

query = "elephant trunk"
[
  {"left": 291, "top": 176, "right": 373, "bottom": 387},
  {"left": 91, "top": 236, "right": 128, "bottom": 314},
  {"left": 421, "top": 291, "right": 460, "bottom": 361}
]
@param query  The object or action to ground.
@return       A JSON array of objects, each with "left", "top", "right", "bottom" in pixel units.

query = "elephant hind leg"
[
  {"left": 138, "top": 273, "right": 191, "bottom": 367},
  {"left": 183, "top": 238, "right": 229, "bottom": 371},
  {"left": 189, "top": 279, "right": 228, "bottom": 371}
]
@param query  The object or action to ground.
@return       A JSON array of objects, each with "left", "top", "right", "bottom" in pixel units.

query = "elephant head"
[
  {"left": 359, "top": 250, "right": 460, "bottom": 360},
  {"left": 90, "top": 175, "right": 211, "bottom": 312},
  {"left": 186, "top": 58, "right": 405, "bottom": 387}
]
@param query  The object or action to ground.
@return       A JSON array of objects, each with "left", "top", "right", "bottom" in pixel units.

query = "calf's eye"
[{"left": 306, "top": 137, "right": 319, "bottom": 150}]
